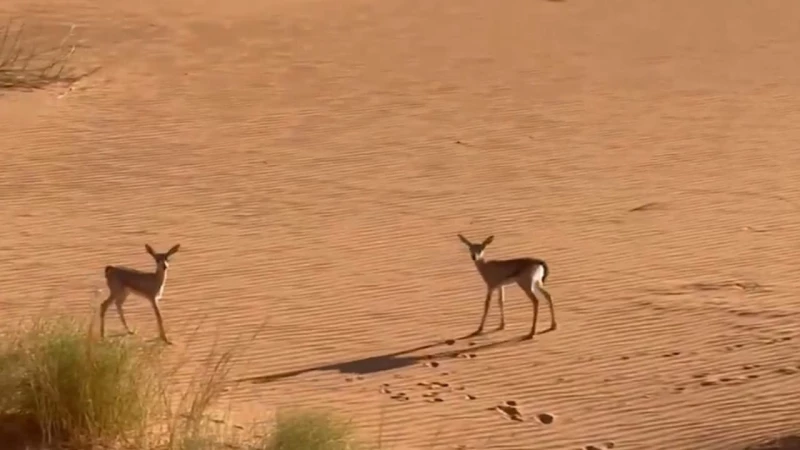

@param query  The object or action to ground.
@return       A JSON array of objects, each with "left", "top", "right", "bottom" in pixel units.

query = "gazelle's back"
[
  {"left": 488, "top": 257, "right": 548, "bottom": 281},
  {"left": 106, "top": 265, "right": 158, "bottom": 297}
]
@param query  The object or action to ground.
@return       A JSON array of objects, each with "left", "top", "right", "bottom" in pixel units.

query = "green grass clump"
[
  {"left": 260, "top": 409, "right": 359, "bottom": 450},
  {"left": 0, "top": 315, "right": 363, "bottom": 450},
  {"left": 0, "top": 317, "right": 161, "bottom": 447}
]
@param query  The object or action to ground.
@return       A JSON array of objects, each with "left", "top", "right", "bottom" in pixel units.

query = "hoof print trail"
[
  {"left": 424, "top": 361, "right": 440, "bottom": 368},
  {"left": 390, "top": 392, "right": 409, "bottom": 401},
  {"left": 536, "top": 413, "right": 555, "bottom": 425},
  {"left": 493, "top": 400, "right": 523, "bottom": 422},
  {"left": 465, "top": 394, "right": 476, "bottom": 400},
  {"left": 584, "top": 444, "right": 614, "bottom": 450}
]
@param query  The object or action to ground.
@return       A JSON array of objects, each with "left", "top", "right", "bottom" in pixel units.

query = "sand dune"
[{"left": 2, "top": 0, "right": 800, "bottom": 448}]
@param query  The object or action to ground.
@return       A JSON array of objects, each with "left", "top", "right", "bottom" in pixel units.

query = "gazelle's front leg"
[
  {"left": 149, "top": 297, "right": 172, "bottom": 345},
  {"left": 495, "top": 286, "right": 506, "bottom": 331},
  {"left": 470, "top": 288, "right": 494, "bottom": 336},
  {"left": 99, "top": 293, "right": 115, "bottom": 338}
]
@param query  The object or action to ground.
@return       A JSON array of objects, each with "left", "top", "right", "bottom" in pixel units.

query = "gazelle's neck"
[
  {"left": 155, "top": 266, "right": 168, "bottom": 285},
  {"left": 473, "top": 257, "right": 491, "bottom": 279}
]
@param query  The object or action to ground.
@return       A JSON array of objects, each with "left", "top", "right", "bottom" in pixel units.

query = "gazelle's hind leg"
[
  {"left": 517, "top": 271, "right": 539, "bottom": 340},
  {"left": 533, "top": 280, "right": 556, "bottom": 331},
  {"left": 114, "top": 291, "right": 135, "bottom": 335},
  {"left": 495, "top": 286, "right": 506, "bottom": 331},
  {"left": 520, "top": 287, "right": 539, "bottom": 340}
]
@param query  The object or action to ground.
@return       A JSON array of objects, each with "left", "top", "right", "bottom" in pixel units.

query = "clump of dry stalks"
[{"left": 0, "top": 18, "right": 95, "bottom": 90}]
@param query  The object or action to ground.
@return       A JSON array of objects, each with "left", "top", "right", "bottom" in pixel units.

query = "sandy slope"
[{"left": 2, "top": 0, "right": 800, "bottom": 448}]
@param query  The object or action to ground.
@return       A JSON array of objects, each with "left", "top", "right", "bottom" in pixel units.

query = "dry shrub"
[{"left": 0, "top": 18, "right": 96, "bottom": 91}]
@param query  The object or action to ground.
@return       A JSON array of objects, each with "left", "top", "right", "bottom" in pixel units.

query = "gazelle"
[
  {"left": 458, "top": 234, "right": 556, "bottom": 340},
  {"left": 100, "top": 244, "right": 181, "bottom": 344}
]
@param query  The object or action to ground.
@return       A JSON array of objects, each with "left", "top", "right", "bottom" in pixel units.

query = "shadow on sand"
[
  {"left": 746, "top": 435, "right": 800, "bottom": 450},
  {"left": 235, "top": 330, "right": 552, "bottom": 384},
  {"left": 0, "top": 412, "right": 43, "bottom": 450}
]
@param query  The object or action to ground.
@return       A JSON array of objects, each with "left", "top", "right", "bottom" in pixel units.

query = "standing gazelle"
[
  {"left": 100, "top": 244, "right": 180, "bottom": 344},
  {"left": 458, "top": 234, "right": 556, "bottom": 340}
]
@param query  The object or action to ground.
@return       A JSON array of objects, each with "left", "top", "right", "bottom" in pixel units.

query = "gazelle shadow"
[
  {"left": 235, "top": 333, "right": 532, "bottom": 384},
  {"left": 0, "top": 412, "right": 42, "bottom": 450}
]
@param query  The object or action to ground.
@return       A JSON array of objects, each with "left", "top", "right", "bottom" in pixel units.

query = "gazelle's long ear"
[
  {"left": 167, "top": 244, "right": 181, "bottom": 256},
  {"left": 457, "top": 234, "right": 471, "bottom": 246},
  {"left": 482, "top": 235, "right": 495, "bottom": 246},
  {"left": 145, "top": 244, "right": 156, "bottom": 256}
]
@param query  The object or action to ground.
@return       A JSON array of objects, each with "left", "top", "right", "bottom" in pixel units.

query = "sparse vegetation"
[
  {"left": 0, "top": 316, "right": 361, "bottom": 450},
  {"left": 0, "top": 18, "right": 95, "bottom": 91},
  {"left": 260, "top": 409, "right": 359, "bottom": 450}
]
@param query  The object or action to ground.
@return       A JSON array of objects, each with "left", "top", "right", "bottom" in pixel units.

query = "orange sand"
[{"left": 1, "top": 1, "right": 800, "bottom": 448}]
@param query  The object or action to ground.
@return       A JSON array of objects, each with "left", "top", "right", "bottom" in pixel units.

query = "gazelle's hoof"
[
  {"left": 126, "top": 330, "right": 136, "bottom": 335},
  {"left": 549, "top": 323, "right": 558, "bottom": 331},
  {"left": 495, "top": 324, "right": 506, "bottom": 331},
  {"left": 522, "top": 333, "right": 535, "bottom": 341},
  {"left": 468, "top": 329, "right": 484, "bottom": 337}
]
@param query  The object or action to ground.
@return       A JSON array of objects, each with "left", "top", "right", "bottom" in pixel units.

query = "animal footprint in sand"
[
  {"left": 776, "top": 366, "right": 800, "bottom": 375},
  {"left": 691, "top": 362, "right": 799, "bottom": 389},
  {"left": 380, "top": 383, "right": 410, "bottom": 402},
  {"left": 492, "top": 401, "right": 524, "bottom": 422},
  {"left": 422, "top": 392, "right": 445, "bottom": 403},
  {"left": 536, "top": 412, "right": 555, "bottom": 425},
  {"left": 492, "top": 400, "right": 554, "bottom": 424},
  {"left": 389, "top": 392, "right": 409, "bottom": 401},
  {"left": 582, "top": 442, "right": 615, "bottom": 450}
]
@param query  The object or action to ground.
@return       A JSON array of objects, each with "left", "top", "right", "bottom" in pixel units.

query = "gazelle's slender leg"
[
  {"left": 114, "top": 291, "right": 135, "bottom": 335},
  {"left": 149, "top": 299, "right": 171, "bottom": 344},
  {"left": 99, "top": 293, "right": 116, "bottom": 338},
  {"left": 495, "top": 286, "right": 506, "bottom": 331},
  {"left": 519, "top": 284, "right": 539, "bottom": 340},
  {"left": 471, "top": 288, "right": 494, "bottom": 336},
  {"left": 534, "top": 281, "right": 557, "bottom": 331}
]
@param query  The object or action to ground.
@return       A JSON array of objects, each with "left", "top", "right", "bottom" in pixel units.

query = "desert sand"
[{"left": 2, "top": 0, "right": 800, "bottom": 449}]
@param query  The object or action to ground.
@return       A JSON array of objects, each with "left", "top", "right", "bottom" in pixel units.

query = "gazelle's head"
[
  {"left": 145, "top": 244, "right": 181, "bottom": 271},
  {"left": 458, "top": 234, "right": 494, "bottom": 261}
]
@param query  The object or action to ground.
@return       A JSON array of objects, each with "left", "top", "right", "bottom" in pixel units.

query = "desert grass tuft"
[
  {"left": 0, "top": 315, "right": 363, "bottom": 450},
  {"left": 258, "top": 409, "right": 360, "bottom": 450},
  {"left": 0, "top": 316, "right": 162, "bottom": 447}
]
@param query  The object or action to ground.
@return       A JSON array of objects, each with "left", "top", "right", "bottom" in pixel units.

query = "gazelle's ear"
[
  {"left": 458, "top": 234, "right": 471, "bottom": 246},
  {"left": 145, "top": 244, "right": 156, "bottom": 256},
  {"left": 167, "top": 244, "right": 181, "bottom": 256},
  {"left": 482, "top": 235, "right": 495, "bottom": 246}
]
